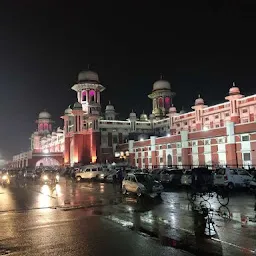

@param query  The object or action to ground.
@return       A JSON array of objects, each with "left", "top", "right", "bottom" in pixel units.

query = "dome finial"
[
  {"left": 198, "top": 94, "right": 201, "bottom": 98},
  {"left": 233, "top": 81, "right": 236, "bottom": 87},
  {"left": 160, "top": 73, "right": 164, "bottom": 80},
  {"left": 108, "top": 100, "right": 111, "bottom": 105},
  {"left": 87, "top": 63, "right": 90, "bottom": 70}
]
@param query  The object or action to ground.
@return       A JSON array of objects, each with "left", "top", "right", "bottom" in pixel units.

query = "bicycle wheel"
[
  {"left": 202, "top": 192, "right": 210, "bottom": 201},
  {"left": 187, "top": 189, "right": 196, "bottom": 201},
  {"left": 217, "top": 192, "right": 229, "bottom": 206},
  {"left": 218, "top": 205, "right": 231, "bottom": 222},
  {"left": 200, "top": 199, "right": 211, "bottom": 209}
]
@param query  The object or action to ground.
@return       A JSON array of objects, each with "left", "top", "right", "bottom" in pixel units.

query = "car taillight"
[{"left": 224, "top": 175, "right": 228, "bottom": 180}]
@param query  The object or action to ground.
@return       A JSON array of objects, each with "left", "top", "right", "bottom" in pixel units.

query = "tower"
[
  {"left": 225, "top": 82, "right": 243, "bottom": 124},
  {"left": 105, "top": 101, "right": 116, "bottom": 120},
  {"left": 192, "top": 95, "right": 207, "bottom": 131},
  {"left": 71, "top": 70, "right": 105, "bottom": 114},
  {"left": 148, "top": 76, "right": 175, "bottom": 119},
  {"left": 36, "top": 110, "right": 53, "bottom": 135}
]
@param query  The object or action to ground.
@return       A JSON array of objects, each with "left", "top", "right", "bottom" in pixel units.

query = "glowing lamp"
[
  {"left": 203, "top": 126, "right": 209, "bottom": 131},
  {"left": 43, "top": 149, "right": 49, "bottom": 154}
]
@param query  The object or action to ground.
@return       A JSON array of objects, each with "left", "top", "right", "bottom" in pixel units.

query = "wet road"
[{"left": 0, "top": 178, "right": 255, "bottom": 256}]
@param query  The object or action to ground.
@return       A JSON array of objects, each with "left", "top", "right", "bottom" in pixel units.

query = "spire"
[
  {"left": 87, "top": 63, "right": 90, "bottom": 70},
  {"left": 108, "top": 100, "right": 111, "bottom": 105},
  {"left": 142, "top": 110, "right": 145, "bottom": 114},
  {"left": 160, "top": 73, "right": 164, "bottom": 80},
  {"left": 232, "top": 81, "right": 236, "bottom": 87},
  {"left": 198, "top": 94, "right": 201, "bottom": 98}
]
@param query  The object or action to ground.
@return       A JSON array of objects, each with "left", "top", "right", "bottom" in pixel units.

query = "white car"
[
  {"left": 214, "top": 168, "right": 253, "bottom": 190},
  {"left": 75, "top": 164, "right": 106, "bottom": 181},
  {"left": 122, "top": 173, "right": 164, "bottom": 197}
]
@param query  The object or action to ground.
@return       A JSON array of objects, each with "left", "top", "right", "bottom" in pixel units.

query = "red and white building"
[
  {"left": 12, "top": 70, "right": 256, "bottom": 169},
  {"left": 123, "top": 84, "right": 256, "bottom": 169}
]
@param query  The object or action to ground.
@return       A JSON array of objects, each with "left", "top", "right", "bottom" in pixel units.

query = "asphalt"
[{"left": 0, "top": 178, "right": 255, "bottom": 256}]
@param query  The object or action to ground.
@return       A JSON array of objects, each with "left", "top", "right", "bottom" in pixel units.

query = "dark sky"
[{"left": 1, "top": 1, "right": 256, "bottom": 159}]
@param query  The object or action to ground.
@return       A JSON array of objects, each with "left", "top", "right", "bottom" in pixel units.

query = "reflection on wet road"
[{"left": 0, "top": 178, "right": 255, "bottom": 255}]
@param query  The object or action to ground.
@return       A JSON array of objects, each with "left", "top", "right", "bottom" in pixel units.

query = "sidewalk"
[{"left": 103, "top": 200, "right": 256, "bottom": 256}]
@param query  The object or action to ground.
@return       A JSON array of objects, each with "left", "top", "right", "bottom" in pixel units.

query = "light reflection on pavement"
[{"left": 0, "top": 178, "right": 256, "bottom": 255}]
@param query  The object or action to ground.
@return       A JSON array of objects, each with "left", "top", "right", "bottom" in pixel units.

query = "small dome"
[
  {"left": 73, "top": 102, "right": 82, "bottom": 110},
  {"left": 64, "top": 105, "right": 72, "bottom": 115},
  {"left": 106, "top": 101, "right": 115, "bottom": 111},
  {"left": 154, "top": 108, "right": 162, "bottom": 115},
  {"left": 78, "top": 70, "right": 99, "bottom": 83},
  {"left": 140, "top": 113, "right": 148, "bottom": 121},
  {"left": 129, "top": 111, "right": 136, "bottom": 118},
  {"left": 169, "top": 106, "right": 177, "bottom": 113},
  {"left": 195, "top": 95, "right": 204, "bottom": 106},
  {"left": 149, "top": 113, "right": 155, "bottom": 119},
  {"left": 38, "top": 111, "right": 51, "bottom": 119},
  {"left": 229, "top": 83, "right": 240, "bottom": 95},
  {"left": 90, "top": 102, "right": 100, "bottom": 108},
  {"left": 153, "top": 80, "right": 171, "bottom": 91}
]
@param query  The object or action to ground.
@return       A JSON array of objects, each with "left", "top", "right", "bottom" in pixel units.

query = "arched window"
[
  {"left": 158, "top": 97, "right": 163, "bottom": 108},
  {"left": 165, "top": 97, "right": 170, "bottom": 108},
  {"left": 89, "top": 90, "right": 95, "bottom": 102},
  {"left": 82, "top": 91, "right": 87, "bottom": 101}
]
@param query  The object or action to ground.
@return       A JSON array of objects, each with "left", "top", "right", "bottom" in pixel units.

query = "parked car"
[
  {"left": 181, "top": 170, "right": 192, "bottom": 186},
  {"left": 249, "top": 176, "right": 256, "bottom": 194},
  {"left": 159, "top": 168, "right": 183, "bottom": 185},
  {"left": 122, "top": 173, "right": 164, "bottom": 197},
  {"left": 75, "top": 164, "right": 107, "bottom": 181},
  {"left": 105, "top": 170, "right": 117, "bottom": 183},
  {"left": 214, "top": 168, "right": 253, "bottom": 190}
]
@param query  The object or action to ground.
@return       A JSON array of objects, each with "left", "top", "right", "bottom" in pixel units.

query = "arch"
[
  {"left": 158, "top": 97, "right": 164, "bottom": 108},
  {"left": 167, "top": 154, "right": 172, "bottom": 166},
  {"left": 89, "top": 90, "right": 95, "bottom": 102},
  {"left": 82, "top": 91, "right": 87, "bottom": 101},
  {"left": 36, "top": 157, "right": 60, "bottom": 167}
]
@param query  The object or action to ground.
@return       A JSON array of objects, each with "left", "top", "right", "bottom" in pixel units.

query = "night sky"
[{"left": 1, "top": 1, "right": 256, "bottom": 159}]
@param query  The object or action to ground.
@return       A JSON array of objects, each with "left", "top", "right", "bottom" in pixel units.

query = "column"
[
  {"left": 150, "top": 136, "right": 157, "bottom": 168},
  {"left": 97, "top": 91, "right": 100, "bottom": 103},
  {"left": 181, "top": 130, "right": 190, "bottom": 168},
  {"left": 225, "top": 121, "right": 237, "bottom": 167},
  {"left": 86, "top": 90, "right": 89, "bottom": 103},
  {"left": 128, "top": 140, "right": 135, "bottom": 166}
]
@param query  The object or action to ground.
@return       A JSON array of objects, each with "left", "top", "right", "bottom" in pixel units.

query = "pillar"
[
  {"left": 128, "top": 140, "right": 135, "bottom": 166},
  {"left": 150, "top": 136, "right": 157, "bottom": 168},
  {"left": 225, "top": 121, "right": 237, "bottom": 167},
  {"left": 181, "top": 130, "right": 190, "bottom": 168}
]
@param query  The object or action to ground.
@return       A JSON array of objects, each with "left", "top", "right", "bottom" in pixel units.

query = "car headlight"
[
  {"left": 100, "top": 174, "right": 104, "bottom": 178},
  {"left": 43, "top": 175, "right": 48, "bottom": 181},
  {"left": 2, "top": 175, "right": 8, "bottom": 180}
]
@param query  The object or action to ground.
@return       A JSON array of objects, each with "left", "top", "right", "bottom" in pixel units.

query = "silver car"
[{"left": 122, "top": 173, "right": 164, "bottom": 197}]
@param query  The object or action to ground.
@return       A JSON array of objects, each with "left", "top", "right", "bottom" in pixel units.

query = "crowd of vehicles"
[{"left": 1, "top": 165, "right": 256, "bottom": 196}]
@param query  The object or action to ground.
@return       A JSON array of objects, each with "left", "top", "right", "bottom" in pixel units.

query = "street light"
[
  {"left": 167, "top": 133, "right": 171, "bottom": 137},
  {"left": 43, "top": 149, "right": 49, "bottom": 154},
  {"left": 140, "top": 138, "right": 144, "bottom": 141}
]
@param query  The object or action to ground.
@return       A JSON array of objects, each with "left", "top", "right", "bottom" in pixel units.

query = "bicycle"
[{"left": 187, "top": 185, "right": 229, "bottom": 206}]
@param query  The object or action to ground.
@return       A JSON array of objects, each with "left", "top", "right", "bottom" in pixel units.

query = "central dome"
[
  {"left": 78, "top": 70, "right": 99, "bottom": 83},
  {"left": 153, "top": 80, "right": 171, "bottom": 91},
  {"left": 38, "top": 111, "right": 51, "bottom": 119}
]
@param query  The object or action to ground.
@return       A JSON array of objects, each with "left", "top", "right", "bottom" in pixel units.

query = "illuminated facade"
[
  {"left": 124, "top": 84, "right": 256, "bottom": 169},
  {"left": 12, "top": 70, "right": 256, "bottom": 169}
]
